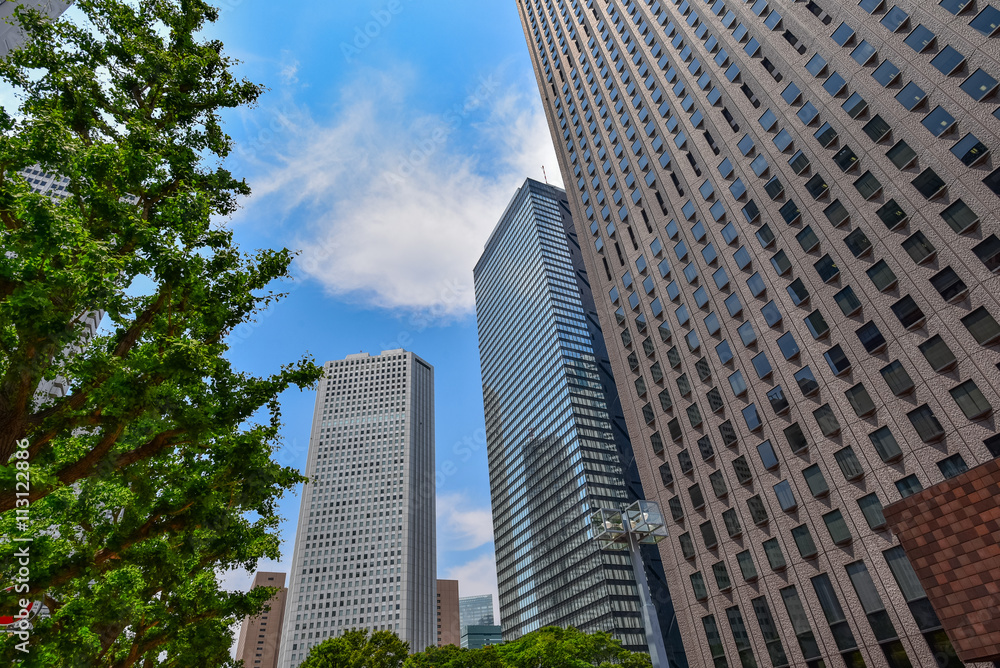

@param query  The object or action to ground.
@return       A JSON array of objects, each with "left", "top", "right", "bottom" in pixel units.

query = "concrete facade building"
[
  {"left": 516, "top": 1, "right": 1000, "bottom": 667},
  {"left": 474, "top": 178, "right": 686, "bottom": 664},
  {"left": 436, "top": 579, "right": 461, "bottom": 647},
  {"left": 235, "top": 572, "right": 288, "bottom": 668},
  {"left": 278, "top": 349, "right": 436, "bottom": 666},
  {"left": 459, "top": 594, "right": 495, "bottom": 631}
]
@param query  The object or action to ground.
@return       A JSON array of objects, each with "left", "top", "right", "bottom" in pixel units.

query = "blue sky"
[{"left": 199, "top": 0, "right": 562, "bottom": 621}]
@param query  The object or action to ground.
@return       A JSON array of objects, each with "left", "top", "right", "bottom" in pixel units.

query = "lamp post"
[{"left": 590, "top": 500, "right": 670, "bottom": 668}]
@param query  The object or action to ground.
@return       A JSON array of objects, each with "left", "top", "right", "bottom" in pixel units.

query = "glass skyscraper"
[
  {"left": 459, "top": 594, "right": 496, "bottom": 630},
  {"left": 515, "top": 1, "right": 1000, "bottom": 667},
  {"left": 278, "top": 349, "right": 436, "bottom": 665},
  {"left": 474, "top": 178, "right": 686, "bottom": 664}
]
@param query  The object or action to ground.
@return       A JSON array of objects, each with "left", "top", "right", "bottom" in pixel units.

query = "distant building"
[
  {"left": 436, "top": 579, "right": 460, "bottom": 647},
  {"left": 278, "top": 350, "right": 436, "bottom": 666},
  {"left": 461, "top": 625, "right": 503, "bottom": 651},
  {"left": 234, "top": 572, "right": 287, "bottom": 668},
  {"left": 0, "top": 0, "right": 70, "bottom": 56},
  {"left": 458, "top": 594, "right": 494, "bottom": 632}
]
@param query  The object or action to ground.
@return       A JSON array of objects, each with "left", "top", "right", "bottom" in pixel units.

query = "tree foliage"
[
  {"left": 0, "top": 0, "right": 320, "bottom": 665},
  {"left": 302, "top": 627, "right": 651, "bottom": 668},
  {"left": 493, "top": 627, "right": 652, "bottom": 668},
  {"left": 301, "top": 629, "right": 411, "bottom": 668}
]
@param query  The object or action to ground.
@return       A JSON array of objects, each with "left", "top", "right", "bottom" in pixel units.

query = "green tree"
[
  {"left": 404, "top": 644, "right": 505, "bottom": 668},
  {"left": 496, "top": 627, "right": 652, "bottom": 668},
  {"left": 0, "top": 0, "right": 320, "bottom": 665},
  {"left": 404, "top": 628, "right": 651, "bottom": 668},
  {"left": 301, "top": 629, "right": 410, "bottom": 668}
]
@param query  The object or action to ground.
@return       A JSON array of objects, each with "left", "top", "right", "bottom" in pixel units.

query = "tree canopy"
[
  {"left": 301, "top": 627, "right": 652, "bottom": 668},
  {"left": 0, "top": 0, "right": 320, "bottom": 665},
  {"left": 300, "top": 629, "right": 411, "bottom": 668}
]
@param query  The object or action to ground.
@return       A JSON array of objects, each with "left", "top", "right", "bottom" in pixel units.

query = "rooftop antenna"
[{"left": 542, "top": 166, "right": 549, "bottom": 184}]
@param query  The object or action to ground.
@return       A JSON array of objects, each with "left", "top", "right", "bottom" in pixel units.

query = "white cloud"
[
  {"left": 445, "top": 551, "right": 501, "bottom": 624},
  {"left": 236, "top": 66, "right": 561, "bottom": 318},
  {"left": 437, "top": 492, "right": 495, "bottom": 551},
  {"left": 279, "top": 51, "right": 300, "bottom": 85}
]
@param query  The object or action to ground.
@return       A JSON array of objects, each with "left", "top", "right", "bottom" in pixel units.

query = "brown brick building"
[
  {"left": 885, "top": 457, "right": 1000, "bottom": 665},
  {"left": 235, "top": 572, "right": 287, "bottom": 668},
  {"left": 436, "top": 579, "right": 461, "bottom": 647}
]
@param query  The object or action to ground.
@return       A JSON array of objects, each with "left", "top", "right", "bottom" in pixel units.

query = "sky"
[{"left": 194, "top": 0, "right": 563, "bottom": 627}]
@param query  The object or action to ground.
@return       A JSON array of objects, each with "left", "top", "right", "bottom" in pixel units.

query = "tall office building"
[
  {"left": 516, "top": 1, "right": 1000, "bottom": 667},
  {"left": 474, "top": 178, "right": 686, "bottom": 664},
  {"left": 0, "top": 0, "right": 71, "bottom": 56},
  {"left": 436, "top": 579, "right": 461, "bottom": 647},
  {"left": 459, "top": 594, "right": 495, "bottom": 630},
  {"left": 235, "top": 572, "right": 288, "bottom": 668},
  {"left": 278, "top": 349, "right": 436, "bottom": 666}
]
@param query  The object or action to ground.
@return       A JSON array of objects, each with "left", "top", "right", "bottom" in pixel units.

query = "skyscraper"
[
  {"left": 235, "top": 572, "right": 288, "bottom": 668},
  {"left": 515, "top": 1, "right": 999, "bottom": 667},
  {"left": 277, "top": 349, "right": 436, "bottom": 665},
  {"left": 458, "top": 594, "right": 495, "bottom": 631},
  {"left": 474, "top": 178, "right": 686, "bottom": 664}
]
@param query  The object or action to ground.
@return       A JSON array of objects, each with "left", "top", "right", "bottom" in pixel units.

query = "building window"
[
  {"left": 891, "top": 295, "right": 925, "bottom": 329},
  {"left": 867, "top": 260, "right": 897, "bottom": 292},
  {"left": 833, "top": 287, "right": 863, "bottom": 317},
  {"left": 907, "top": 404, "right": 945, "bottom": 442},
  {"left": 835, "top": 446, "right": 864, "bottom": 480},
  {"left": 702, "top": 615, "right": 728, "bottom": 667},
  {"left": 918, "top": 335, "right": 956, "bottom": 371},
  {"left": 689, "top": 483, "right": 705, "bottom": 510},
  {"left": 762, "top": 538, "right": 786, "bottom": 571},
  {"left": 774, "top": 481, "right": 796, "bottom": 511},
  {"left": 709, "top": 470, "right": 728, "bottom": 498},
  {"left": 691, "top": 572, "right": 708, "bottom": 600},
  {"left": 961, "top": 307, "right": 1000, "bottom": 345},
  {"left": 811, "top": 573, "right": 862, "bottom": 663},
  {"left": 745, "top": 495, "right": 768, "bottom": 526},
  {"left": 803, "top": 464, "right": 829, "bottom": 497},
  {"left": 858, "top": 494, "right": 887, "bottom": 530},
  {"left": 950, "top": 379, "right": 992, "bottom": 419},
  {"left": 679, "top": 532, "right": 696, "bottom": 561},
  {"left": 733, "top": 455, "right": 753, "bottom": 485},
  {"left": 713, "top": 561, "right": 732, "bottom": 591},
  {"left": 845, "top": 383, "right": 876, "bottom": 417},
  {"left": 783, "top": 422, "right": 808, "bottom": 453},
  {"left": 902, "top": 230, "right": 936, "bottom": 264},
  {"left": 791, "top": 524, "right": 817, "bottom": 558},
  {"left": 701, "top": 520, "right": 718, "bottom": 550},
  {"left": 869, "top": 426, "right": 903, "bottom": 462},
  {"left": 723, "top": 508, "right": 742, "bottom": 538},
  {"left": 895, "top": 474, "right": 923, "bottom": 499},
  {"left": 751, "top": 597, "right": 789, "bottom": 667},
  {"left": 937, "top": 453, "right": 969, "bottom": 479},
  {"left": 823, "top": 509, "right": 852, "bottom": 545},
  {"left": 813, "top": 404, "right": 841, "bottom": 437}
]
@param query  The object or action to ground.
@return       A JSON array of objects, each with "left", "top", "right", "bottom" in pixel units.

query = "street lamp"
[{"left": 590, "top": 500, "right": 670, "bottom": 668}]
